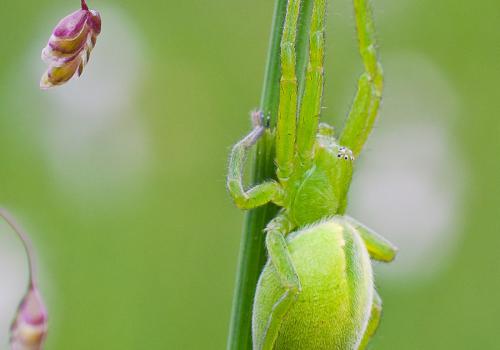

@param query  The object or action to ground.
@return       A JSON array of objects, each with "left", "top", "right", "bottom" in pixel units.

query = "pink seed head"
[
  {"left": 40, "top": 1, "right": 101, "bottom": 89},
  {"left": 10, "top": 286, "right": 48, "bottom": 350}
]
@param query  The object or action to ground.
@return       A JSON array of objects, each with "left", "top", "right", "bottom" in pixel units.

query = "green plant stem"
[
  {"left": 226, "top": 1, "right": 313, "bottom": 349},
  {"left": 226, "top": 3, "right": 284, "bottom": 349}
]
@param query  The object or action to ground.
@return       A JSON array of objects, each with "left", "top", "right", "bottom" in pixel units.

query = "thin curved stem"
[{"left": 0, "top": 209, "right": 37, "bottom": 287}]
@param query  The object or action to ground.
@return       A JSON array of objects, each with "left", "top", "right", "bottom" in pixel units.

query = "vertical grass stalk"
[{"left": 227, "top": 1, "right": 313, "bottom": 348}]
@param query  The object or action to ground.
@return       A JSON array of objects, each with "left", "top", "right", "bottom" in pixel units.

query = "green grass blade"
[{"left": 226, "top": 0, "right": 314, "bottom": 349}]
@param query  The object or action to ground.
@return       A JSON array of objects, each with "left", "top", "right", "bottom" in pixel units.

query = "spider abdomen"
[{"left": 252, "top": 219, "right": 373, "bottom": 349}]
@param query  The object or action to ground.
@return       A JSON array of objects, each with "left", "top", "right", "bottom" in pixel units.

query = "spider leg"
[
  {"left": 259, "top": 212, "right": 300, "bottom": 350},
  {"left": 227, "top": 112, "right": 281, "bottom": 210},
  {"left": 339, "top": 0, "right": 383, "bottom": 157},
  {"left": 344, "top": 216, "right": 397, "bottom": 262},
  {"left": 276, "top": 0, "right": 301, "bottom": 183},
  {"left": 357, "top": 290, "right": 382, "bottom": 350},
  {"left": 296, "top": 0, "right": 327, "bottom": 167}
]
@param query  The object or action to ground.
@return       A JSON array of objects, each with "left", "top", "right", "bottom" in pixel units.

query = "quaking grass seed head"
[
  {"left": 10, "top": 286, "right": 48, "bottom": 350},
  {"left": 0, "top": 209, "right": 48, "bottom": 350},
  {"left": 40, "top": 0, "right": 101, "bottom": 89}
]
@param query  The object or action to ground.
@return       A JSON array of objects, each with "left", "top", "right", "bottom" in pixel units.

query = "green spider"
[{"left": 227, "top": 0, "right": 397, "bottom": 349}]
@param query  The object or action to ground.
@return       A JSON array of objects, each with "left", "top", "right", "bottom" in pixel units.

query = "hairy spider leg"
[
  {"left": 358, "top": 290, "right": 382, "bottom": 350},
  {"left": 275, "top": 0, "right": 301, "bottom": 183},
  {"left": 258, "top": 212, "right": 299, "bottom": 350},
  {"left": 296, "top": 0, "right": 326, "bottom": 167},
  {"left": 339, "top": 0, "right": 383, "bottom": 157},
  {"left": 344, "top": 216, "right": 397, "bottom": 262},
  {"left": 227, "top": 112, "right": 281, "bottom": 210},
  {"left": 255, "top": 3, "right": 306, "bottom": 347}
]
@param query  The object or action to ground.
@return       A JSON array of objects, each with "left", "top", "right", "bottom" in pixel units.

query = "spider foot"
[{"left": 337, "top": 146, "right": 355, "bottom": 161}]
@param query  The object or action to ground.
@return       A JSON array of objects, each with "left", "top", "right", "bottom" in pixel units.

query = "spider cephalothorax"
[
  {"left": 283, "top": 127, "right": 355, "bottom": 226},
  {"left": 227, "top": 0, "right": 396, "bottom": 349}
]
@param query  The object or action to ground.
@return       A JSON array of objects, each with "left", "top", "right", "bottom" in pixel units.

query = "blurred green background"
[{"left": 0, "top": 0, "right": 499, "bottom": 349}]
